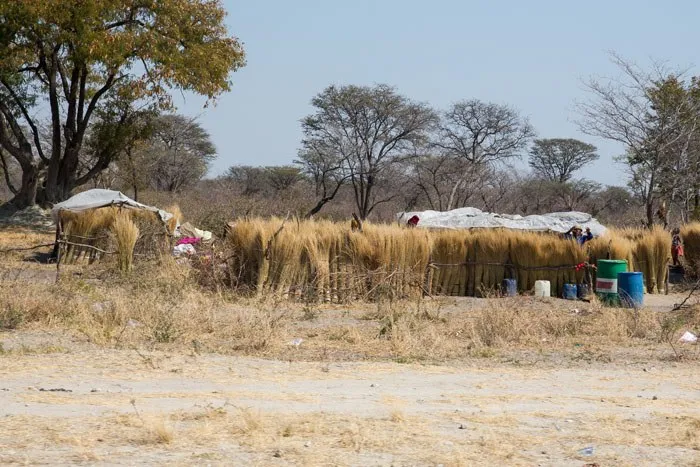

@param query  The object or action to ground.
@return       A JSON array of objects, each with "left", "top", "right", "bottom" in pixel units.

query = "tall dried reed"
[
  {"left": 681, "top": 223, "right": 700, "bottom": 275},
  {"left": 224, "top": 219, "right": 671, "bottom": 300},
  {"left": 112, "top": 212, "right": 140, "bottom": 273},
  {"left": 59, "top": 207, "right": 169, "bottom": 264}
]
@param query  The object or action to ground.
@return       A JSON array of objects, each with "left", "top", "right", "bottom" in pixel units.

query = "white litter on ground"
[{"left": 679, "top": 331, "right": 698, "bottom": 343}]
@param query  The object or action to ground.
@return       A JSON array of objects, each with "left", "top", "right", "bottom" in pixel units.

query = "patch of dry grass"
[
  {"left": 6, "top": 405, "right": 697, "bottom": 466},
  {"left": 0, "top": 259, "right": 680, "bottom": 362}
]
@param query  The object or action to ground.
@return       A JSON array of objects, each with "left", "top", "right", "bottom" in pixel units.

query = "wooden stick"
[{"left": 0, "top": 243, "right": 56, "bottom": 253}]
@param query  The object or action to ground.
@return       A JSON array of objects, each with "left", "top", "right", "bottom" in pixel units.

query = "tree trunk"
[
  {"left": 9, "top": 162, "right": 41, "bottom": 209},
  {"left": 646, "top": 198, "right": 654, "bottom": 229},
  {"left": 40, "top": 180, "right": 72, "bottom": 206}
]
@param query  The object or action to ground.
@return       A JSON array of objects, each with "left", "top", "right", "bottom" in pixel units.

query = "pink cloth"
[{"left": 176, "top": 237, "right": 201, "bottom": 246}]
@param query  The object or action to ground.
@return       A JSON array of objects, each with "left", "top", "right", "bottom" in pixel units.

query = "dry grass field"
[{"left": 1, "top": 225, "right": 700, "bottom": 465}]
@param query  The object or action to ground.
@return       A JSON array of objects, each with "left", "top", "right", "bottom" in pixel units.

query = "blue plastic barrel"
[
  {"left": 618, "top": 272, "right": 644, "bottom": 308},
  {"left": 501, "top": 279, "right": 517, "bottom": 297},
  {"left": 563, "top": 283, "right": 578, "bottom": 300},
  {"left": 577, "top": 284, "right": 591, "bottom": 299}
]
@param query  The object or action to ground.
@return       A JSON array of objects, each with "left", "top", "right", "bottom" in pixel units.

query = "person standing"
[
  {"left": 672, "top": 228, "right": 684, "bottom": 266},
  {"left": 579, "top": 227, "right": 594, "bottom": 246}
]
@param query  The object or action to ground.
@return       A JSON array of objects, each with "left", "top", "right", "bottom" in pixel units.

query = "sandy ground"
[{"left": 1, "top": 340, "right": 698, "bottom": 466}]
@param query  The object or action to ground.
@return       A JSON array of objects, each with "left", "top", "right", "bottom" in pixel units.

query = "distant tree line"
[{"left": 1, "top": 10, "right": 698, "bottom": 233}]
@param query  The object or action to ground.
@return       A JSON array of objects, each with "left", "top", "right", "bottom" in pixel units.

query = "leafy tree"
[
  {"left": 90, "top": 107, "right": 158, "bottom": 201},
  {"left": 0, "top": 0, "right": 245, "bottom": 208},
  {"left": 300, "top": 84, "right": 435, "bottom": 220},
  {"left": 528, "top": 138, "right": 598, "bottom": 183},
  {"left": 147, "top": 114, "right": 216, "bottom": 192}
]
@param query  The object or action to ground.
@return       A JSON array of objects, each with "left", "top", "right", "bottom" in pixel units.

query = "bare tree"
[
  {"left": 224, "top": 164, "right": 306, "bottom": 198},
  {"left": 577, "top": 53, "right": 700, "bottom": 227},
  {"left": 555, "top": 179, "right": 602, "bottom": 211},
  {"left": 528, "top": 138, "right": 598, "bottom": 183},
  {"left": 224, "top": 165, "right": 269, "bottom": 196},
  {"left": 296, "top": 148, "right": 350, "bottom": 218},
  {"left": 479, "top": 169, "right": 514, "bottom": 213},
  {"left": 301, "top": 84, "right": 436, "bottom": 220},
  {"left": 437, "top": 100, "right": 535, "bottom": 164}
]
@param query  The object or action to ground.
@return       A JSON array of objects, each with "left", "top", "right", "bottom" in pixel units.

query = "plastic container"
[
  {"left": 618, "top": 271, "right": 644, "bottom": 308},
  {"left": 596, "top": 259, "right": 628, "bottom": 305},
  {"left": 577, "top": 283, "right": 591, "bottom": 299},
  {"left": 562, "top": 283, "right": 578, "bottom": 300},
  {"left": 501, "top": 278, "right": 517, "bottom": 297},
  {"left": 534, "top": 280, "right": 551, "bottom": 297}
]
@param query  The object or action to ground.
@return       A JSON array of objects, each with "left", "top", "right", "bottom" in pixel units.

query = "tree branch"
[
  {"left": 0, "top": 149, "right": 19, "bottom": 194},
  {"left": 0, "top": 78, "right": 47, "bottom": 162},
  {"left": 79, "top": 74, "right": 116, "bottom": 135}
]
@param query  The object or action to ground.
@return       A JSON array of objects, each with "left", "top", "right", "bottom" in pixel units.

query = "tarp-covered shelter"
[
  {"left": 51, "top": 189, "right": 173, "bottom": 224},
  {"left": 397, "top": 207, "right": 607, "bottom": 237},
  {"left": 52, "top": 189, "right": 175, "bottom": 264}
]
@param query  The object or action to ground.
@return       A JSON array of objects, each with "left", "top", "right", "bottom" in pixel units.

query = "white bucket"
[{"left": 534, "top": 280, "right": 551, "bottom": 297}]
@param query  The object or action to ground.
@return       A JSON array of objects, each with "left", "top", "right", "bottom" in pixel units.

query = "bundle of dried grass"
[
  {"left": 112, "top": 212, "right": 140, "bottom": 273},
  {"left": 225, "top": 219, "right": 271, "bottom": 293},
  {"left": 586, "top": 233, "right": 635, "bottom": 270},
  {"left": 681, "top": 223, "right": 700, "bottom": 275},
  {"left": 471, "top": 229, "right": 511, "bottom": 296},
  {"left": 429, "top": 230, "right": 470, "bottom": 296},
  {"left": 225, "top": 218, "right": 432, "bottom": 301},
  {"left": 632, "top": 226, "right": 670, "bottom": 293},
  {"left": 224, "top": 219, "right": 673, "bottom": 300},
  {"left": 508, "top": 232, "right": 543, "bottom": 293}
]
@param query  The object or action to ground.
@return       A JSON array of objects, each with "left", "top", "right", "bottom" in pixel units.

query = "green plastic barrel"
[{"left": 596, "top": 259, "right": 628, "bottom": 305}]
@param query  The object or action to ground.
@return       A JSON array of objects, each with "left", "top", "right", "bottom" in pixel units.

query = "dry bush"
[
  {"left": 146, "top": 418, "right": 174, "bottom": 444},
  {"left": 659, "top": 305, "right": 700, "bottom": 360},
  {"left": 232, "top": 407, "right": 264, "bottom": 435}
]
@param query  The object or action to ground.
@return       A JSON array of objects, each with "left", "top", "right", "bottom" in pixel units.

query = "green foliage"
[
  {"left": 0, "top": 0, "right": 245, "bottom": 102},
  {"left": 0, "top": 0, "right": 245, "bottom": 205},
  {"left": 528, "top": 138, "right": 598, "bottom": 183}
]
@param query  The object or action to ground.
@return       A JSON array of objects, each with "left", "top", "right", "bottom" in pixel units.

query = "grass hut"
[{"left": 51, "top": 189, "right": 176, "bottom": 267}]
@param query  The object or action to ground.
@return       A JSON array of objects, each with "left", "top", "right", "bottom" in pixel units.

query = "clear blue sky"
[{"left": 177, "top": 0, "right": 700, "bottom": 186}]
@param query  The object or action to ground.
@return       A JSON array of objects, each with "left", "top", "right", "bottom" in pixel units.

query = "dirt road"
[{"left": 1, "top": 344, "right": 698, "bottom": 466}]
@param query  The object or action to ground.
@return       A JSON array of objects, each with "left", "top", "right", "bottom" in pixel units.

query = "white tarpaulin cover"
[
  {"left": 397, "top": 207, "right": 607, "bottom": 236},
  {"left": 51, "top": 189, "right": 173, "bottom": 223}
]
